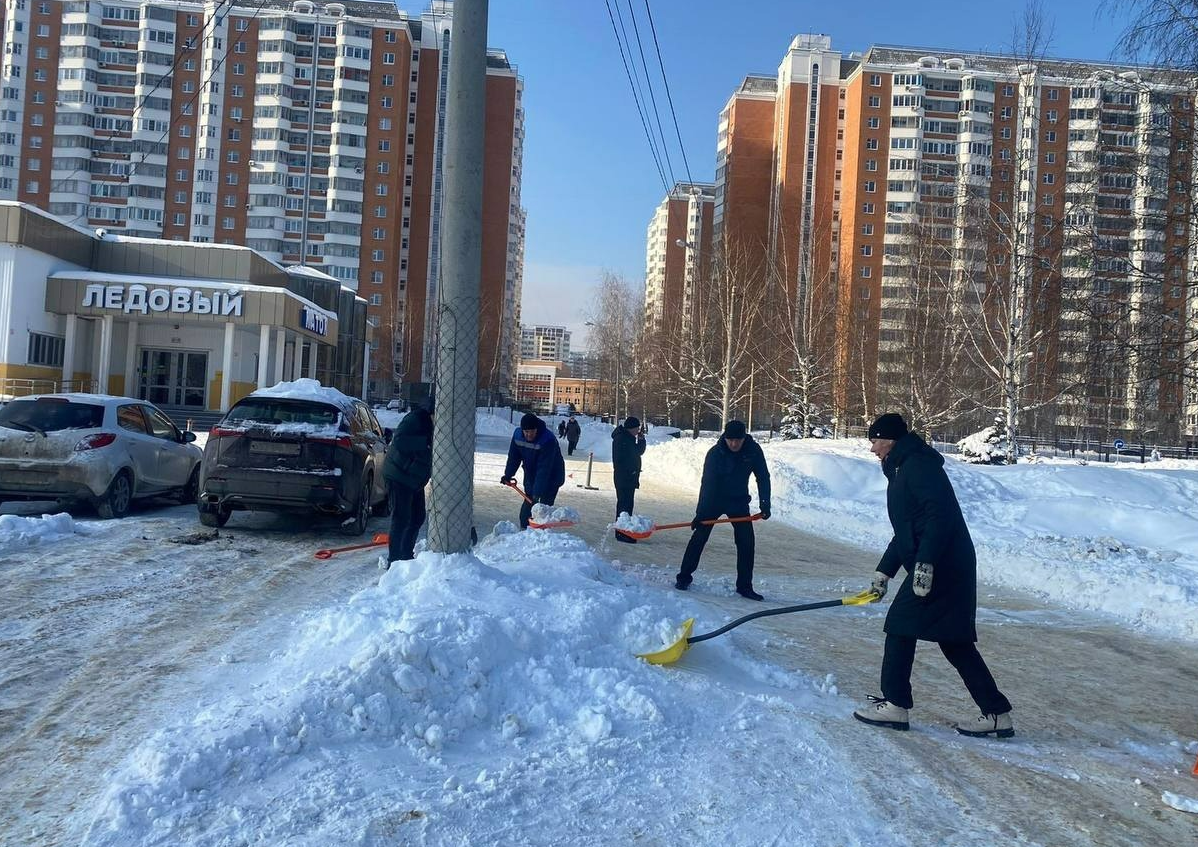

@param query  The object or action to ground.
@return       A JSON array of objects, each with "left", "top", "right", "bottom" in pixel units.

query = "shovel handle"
[
  {"left": 688, "top": 589, "right": 879, "bottom": 644},
  {"left": 314, "top": 532, "right": 390, "bottom": 560},
  {"left": 654, "top": 513, "right": 764, "bottom": 532},
  {"left": 502, "top": 479, "right": 534, "bottom": 504}
]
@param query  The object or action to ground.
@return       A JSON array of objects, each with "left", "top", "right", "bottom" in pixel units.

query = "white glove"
[
  {"left": 869, "top": 571, "right": 890, "bottom": 601},
  {"left": 913, "top": 562, "right": 934, "bottom": 597}
]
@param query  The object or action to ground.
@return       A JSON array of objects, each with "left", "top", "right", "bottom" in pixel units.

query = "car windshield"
[
  {"left": 224, "top": 398, "right": 341, "bottom": 427},
  {"left": 0, "top": 398, "right": 105, "bottom": 433}
]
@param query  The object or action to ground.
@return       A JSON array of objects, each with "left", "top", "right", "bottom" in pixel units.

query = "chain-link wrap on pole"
[{"left": 427, "top": 0, "right": 488, "bottom": 554}]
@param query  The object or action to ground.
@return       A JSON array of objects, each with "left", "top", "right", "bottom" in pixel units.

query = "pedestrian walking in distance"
[
  {"left": 565, "top": 416, "right": 581, "bottom": 456},
  {"left": 558, "top": 420, "right": 567, "bottom": 439},
  {"left": 675, "top": 420, "right": 771, "bottom": 600},
  {"left": 612, "top": 416, "right": 647, "bottom": 544},
  {"left": 501, "top": 413, "right": 566, "bottom": 529},
  {"left": 854, "top": 412, "right": 1014, "bottom": 738},
  {"left": 381, "top": 405, "right": 433, "bottom": 566}
]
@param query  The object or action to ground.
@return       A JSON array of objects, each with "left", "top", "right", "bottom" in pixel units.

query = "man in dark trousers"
[
  {"left": 502, "top": 412, "right": 566, "bottom": 529},
  {"left": 564, "top": 416, "right": 581, "bottom": 456},
  {"left": 854, "top": 412, "right": 1014, "bottom": 738},
  {"left": 674, "top": 420, "right": 771, "bottom": 600},
  {"left": 611, "top": 416, "right": 647, "bottom": 543},
  {"left": 381, "top": 405, "right": 433, "bottom": 566}
]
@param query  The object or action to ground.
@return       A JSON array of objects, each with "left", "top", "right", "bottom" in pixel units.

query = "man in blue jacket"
[{"left": 502, "top": 412, "right": 566, "bottom": 529}]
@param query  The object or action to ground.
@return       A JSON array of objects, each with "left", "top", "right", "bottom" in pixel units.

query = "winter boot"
[
  {"left": 615, "top": 531, "right": 637, "bottom": 544},
  {"left": 674, "top": 576, "right": 691, "bottom": 591},
  {"left": 853, "top": 696, "right": 910, "bottom": 731},
  {"left": 736, "top": 587, "right": 764, "bottom": 601},
  {"left": 955, "top": 711, "right": 1014, "bottom": 739}
]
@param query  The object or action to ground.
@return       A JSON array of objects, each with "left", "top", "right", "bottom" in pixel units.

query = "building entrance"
[{"left": 138, "top": 349, "right": 207, "bottom": 408}]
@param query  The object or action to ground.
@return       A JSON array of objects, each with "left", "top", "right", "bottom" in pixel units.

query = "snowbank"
[
  {"left": 0, "top": 512, "right": 93, "bottom": 547},
  {"left": 644, "top": 436, "right": 1198, "bottom": 641},
  {"left": 251, "top": 378, "right": 357, "bottom": 411},
  {"left": 81, "top": 530, "right": 897, "bottom": 847}
]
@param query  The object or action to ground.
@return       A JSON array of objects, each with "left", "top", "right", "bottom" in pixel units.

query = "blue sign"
[
  {"left": 300, "top": 306, "right": 328, "bottom": 337},
  {"left": 1113, "top": 439, "right": 1126, "bottom": 450}
]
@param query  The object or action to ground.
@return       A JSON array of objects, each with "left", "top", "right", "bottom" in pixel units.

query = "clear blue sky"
[{"left": 482, "top": 0, "right": 1135, "bottom": 348}]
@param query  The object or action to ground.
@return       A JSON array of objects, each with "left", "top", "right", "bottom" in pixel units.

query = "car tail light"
[
  {"left": 74, "top": 432, "right": 117, "bottom": 451},
  {"left": 210, "top": 426, "right": 244, "bottom": 438},
  {"left": 311, "top": 435, "right": 353, "bottom": 449}
]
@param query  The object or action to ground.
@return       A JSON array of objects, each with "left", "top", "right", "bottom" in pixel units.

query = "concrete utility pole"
[{"left": 427, "top": 0, "right": 488, "bottom": 554}]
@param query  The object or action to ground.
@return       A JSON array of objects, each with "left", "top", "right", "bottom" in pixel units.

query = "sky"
[{"left": 483, "top": 0, "right": 1139, "bottom": 349}]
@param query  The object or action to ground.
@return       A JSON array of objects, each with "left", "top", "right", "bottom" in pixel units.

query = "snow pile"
[
  {"left": 475, "top": 408, "right": 518, "bottom": 437},
  {"left": 957, "top": 425, "right": 1011, "bottom": 465},
  {"left": 0, "top": 512, "right": 92, "bottom": 546},
  {"left": 80, "top": 530, "right": 896, "bottom": 846},
  {"left": 251, "top": 378, "right": 357, "bottom": 411},
  {"left": 643, "top": 436, "right": 1198, "bottom": 640},
  {"left": 614, "top": 512, "right": 654, "bottom": 533},
  {"left": 373, "top": 409, "right": 402, "bottom": 430},
  {"left": 530, "top": 504, "right": 580, "bottom": 525}
]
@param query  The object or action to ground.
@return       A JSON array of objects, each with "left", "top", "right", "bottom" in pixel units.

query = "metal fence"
[{"left": 0, "top": 378, "right": 99, "bottom": 399}]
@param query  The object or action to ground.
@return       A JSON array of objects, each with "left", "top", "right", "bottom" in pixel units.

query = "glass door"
[
  {"left": 139, "top": 350, "right": 174, "bottom": 406},
  {"left": 138, "top": 350, "right": 208, "bottom": 408},
  {"left": 180, "top": 352, "right": 207, "bottom": 408}
]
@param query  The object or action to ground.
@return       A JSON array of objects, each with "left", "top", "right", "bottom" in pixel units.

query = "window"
[
  {"left": 383, "top": 52, "right": 395, "bottom": 64},
  {"left": 862, "top": 224, "right": 873, "bottom": 235},
  {"left": 371, "top": 271, "right": 384, "bottom": 283},
  {"left": 379, "top": 117, "right": 392, "bottom": 130},
  {"left": 173, "top": 212, "right": 185, "bottom": 226},
  {"left": 26, "top": 330, "right": 64, "bottom": 366},
  {"left": 384, "top": 30, "right": 396, "bottom": 43},
  {"left": 233, "top": 62, "right": 245, "bottom": 75},
  {"left": 223, "top": 195, "right": 236, "bottom": 207},
  {"left": 864, "top": 181, "right": 876, "bottom": 193},
  {"left": 225, "top": 172, "right": 239, "bottom": 185},
  {"left": 382, "top": 74, "right": 394, "bottom": 86},
  {"left": 369, "top": 293, "right": 383, "bottom": 306},
  {"left": 867, "top": 117, "right": 880, "bottom": 129},
  {"left": 862, "top": 202, "right": 875, "bottom": 214},
  {"left": 381, "top": 96, "right": 393, "bottom": 109},
  {"left": 1045, "top": 130, "right": 1056, "bottom": 143},
  {"left": 1047, "top": 88, "right": 1059, "bottom": 101},
  {"left": 1044, "top": 152, "right": 1056, "bottom": 164},
  {"left": 860, "top": 245, "right": 873, "bottom": 257},
  {"left": 375, "top": 205, "right": 387, "bottom": 218},
  {"left": 227, "top": 151, "right": 240, "bottom": 163},
  {"left": 372, "top": 227, "right": 385, "bottom": 239},
  {"left": 870, "top": 73, "right": 881, "bottom": 86},
  {"left": 376, "top": 184, "right": 388, "bottom": 196},
  {"left": 222, "top": 216, "right": 235, "bottom": 230},
  {"left": 868, "top": 95, "right": 881, "bottom": 108},
  {"left": 1043, "top": 173, "right": 1054, "bottom": 184},
  {"left": 860, "top": 266, "right": 872, "bottom": 278},
  {"left": 1046, "top": 109, "right": 1058, "bottom": 123},
  {"left": 1003, "top": 84, "right": 1014, "bottom": 96},
  {"left": 372, "top": 249, "right": 384, "bottom": 261},
  {"left": 117, "top": 405, "right": 148, "bottom": 434},
  {"left": 36, "top": 23, "right": 50, "bottom": 37},
  {"left": 866, "top": 138, "right": 878, "bottom": 150},
  {"left": 377, "top": 161, "right": 389, "bottom": 174}
]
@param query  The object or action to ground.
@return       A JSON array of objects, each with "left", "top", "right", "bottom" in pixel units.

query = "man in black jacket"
[
  {"left": 674, "top": 420, "right": 771, "bottom": 600},
  {"left": 853, "top": 412, "right": 1014, "bottom": 738},
  {"left": 564, "top": 416, "right": 581, "bottom": 456},
  {"left": 611, "top": 416, "right": 647, "bottom": 543},
  {"left": 381, "top": 406, "right": 433, "bottom": 566}
]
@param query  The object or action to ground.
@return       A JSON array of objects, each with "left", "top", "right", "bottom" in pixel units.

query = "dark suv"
[{"left": 198, "top": 392, "right": 389, "bottom": 533}]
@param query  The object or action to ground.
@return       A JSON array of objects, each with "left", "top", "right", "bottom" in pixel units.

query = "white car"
[{"left": 0, "top": 394, "right": 203, "bottom": 518}]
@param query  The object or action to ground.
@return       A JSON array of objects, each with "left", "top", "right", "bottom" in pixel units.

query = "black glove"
[
  {"left": 760, "top": 503, "right": 771, "bottom": 520},
  {"left": 500, "top": 475, "right": 515, "bottom": 485},
  {"left": 691, "top": 517, "right": 703, "bottom": 531}
]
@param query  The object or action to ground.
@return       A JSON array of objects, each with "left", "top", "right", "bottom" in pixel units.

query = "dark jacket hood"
[
  {"left": 394, "top": 407, "right": 433, "bottom": 437},
  {"left": 883, "top": 432, "right": 942, "bottom": 476}
]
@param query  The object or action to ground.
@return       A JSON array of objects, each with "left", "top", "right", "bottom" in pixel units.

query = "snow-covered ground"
[{"left": 643, "top": 435, "right": 1198, "bottom": 641}]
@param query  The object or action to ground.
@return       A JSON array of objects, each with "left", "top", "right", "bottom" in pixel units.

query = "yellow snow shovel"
[{"left": 636, "top": 588, "right": 882, "bottom": 666}]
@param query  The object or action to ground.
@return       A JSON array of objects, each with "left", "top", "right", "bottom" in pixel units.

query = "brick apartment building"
[
  {"left": 651, "top": 34, "right": 1198, "bottom": 442},
  {"left": 0, "top": 0, "right": 524, "bottom": 403}
]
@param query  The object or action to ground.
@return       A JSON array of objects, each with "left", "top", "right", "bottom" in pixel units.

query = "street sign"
[{"left": 1113, "top": 439, "right": 1126, "bottom": 451}]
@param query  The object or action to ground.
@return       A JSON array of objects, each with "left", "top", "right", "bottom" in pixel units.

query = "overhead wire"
[
  {"left": 620, "top": 0, "right": 676, "bottom": 187},
  {"left": 602, "top": 0, "right": 670, "bottom": 194},
  {"left": 642, "top": 0, "right": 694, "bottom": 186}
]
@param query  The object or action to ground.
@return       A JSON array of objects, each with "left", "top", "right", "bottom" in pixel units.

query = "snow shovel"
[
  {"left": 636, "top": 588, "right": 881, "bottom": 666},
  {"left": 502, "top": 480, "right": 576, "bottom": 529},
  {"left": 314, "top": 533, "right": 389, "bottom": 560},
  {"left": 616, "top": 513, "right": 762, "bottom": 540}
]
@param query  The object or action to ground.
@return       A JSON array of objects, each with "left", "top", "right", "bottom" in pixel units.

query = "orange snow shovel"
[
  {"left": 616, "top": 513, "right": 763, "bottom": 540},
  {"left": 314, "top": 533, "right": 389, "bottom": 559},
  {"left": 502, "top": 480, "right": 577, "bottom": 529},
  {"left": 636, "top": 588, "right": 882, "bottom": 665}
]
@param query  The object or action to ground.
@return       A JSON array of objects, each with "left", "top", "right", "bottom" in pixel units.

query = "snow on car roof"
[
  {"left": 248, "top": 379, "right": 359, "bottom": 411},
  {"left": 5, "top": 393, "right": 138, "bottom": 406}
]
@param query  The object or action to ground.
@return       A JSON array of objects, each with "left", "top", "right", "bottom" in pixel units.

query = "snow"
[
  {"left": 473, "top": 409, "right": 680, "bottom": 461},
  {"left": 250, "top": 379, "right": 358, "bottom": 412},
  {"left": 614, "top": 512, "right": 654, "bottom": 533},
  {"left": 643, "top": 435, "right": 1198, "bottom": 641},
  {"left": 0, "top": 512, "right": 94, "bottom": 547},
  {"left": 79, "top": 529, "right": 890, "bottom": 846},
  {"left": 372, "top": 409, "right": 402, "bottom": 430},
  {"left": 530, "top": 504, "right": 579, "bottom": 525},
  {"left": 1162, "top": 791, "right": 1198, "bottom": 814}
]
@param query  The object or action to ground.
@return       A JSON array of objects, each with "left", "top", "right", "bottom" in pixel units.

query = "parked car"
[
  {"left": 0, "top": 394, "right": 202, "bottom": 518},
  {"left": 197, "top": 387, "right": 389, "bottom": 533}
]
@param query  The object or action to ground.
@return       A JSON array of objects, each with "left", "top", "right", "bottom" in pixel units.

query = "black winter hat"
[
  {"left": 868, "top": 413, "right": 908, "bottom": 440},
  {"left": 520, "top": 413, "right": 541, "bottom": 430},
  {"left": 623, "top": 416, "right": 641, "bottom": 430},
  {"left": 723, "top": 420, "right": 747, "bottom": 439}
]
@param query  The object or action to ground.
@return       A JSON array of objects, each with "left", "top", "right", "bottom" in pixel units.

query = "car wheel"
[
  {"left": 341, "top": 473, "right": 372, "bottom": 536},
  {"left": 96, "top": 470, "right": 133, "bottom": 519},
  {"left": 179, "top": 465, "right": 200, "bottom": 505},
  {"left": 198, "top": 504, "right": 231, "bottom": 528}
]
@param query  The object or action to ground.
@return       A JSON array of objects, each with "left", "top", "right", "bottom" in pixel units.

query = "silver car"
[{"left": 0, "top": 394, "right": 203, "bottom": 518}]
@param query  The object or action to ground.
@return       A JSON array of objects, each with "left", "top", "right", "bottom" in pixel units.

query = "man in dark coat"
[
  {"left": 558, "top": 420, "right": 567, "bottom": 439},
  {"left": 854, "top": 412, "right": 1014, "bottom": 738},
  {"left": 564, "top": 416, "right": 581, "bottom": 456},
  {"left": 502, "top": 412, "right": 567, "bottom": 529},
  {"left": 611, "top": 416, "right": 647, "bottom": 543},
  {"left": 674, "top": 420, "right": 771, "bottom": 600},
  {"left": 381, "top": 406, "right": 433, "bottom": 566}
]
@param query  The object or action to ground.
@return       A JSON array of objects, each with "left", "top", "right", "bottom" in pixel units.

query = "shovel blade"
[{"left": 636, "top": 618, "right": 694, "bottom": 665}]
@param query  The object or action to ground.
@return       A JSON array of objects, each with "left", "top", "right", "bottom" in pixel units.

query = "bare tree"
[{"left": 586, "top": 271, "right": 641, "bottom": 421}]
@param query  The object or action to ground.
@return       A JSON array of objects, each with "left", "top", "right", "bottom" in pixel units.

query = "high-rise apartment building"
[
  {"left": 643, "top": 181, "right": 714, "bottom": 336},
  {"left": 0, "top": 0, "right": 524, "bottom": 403},
  {"left": 682, "top": 35, "right": 1197, "bottom": 442},
  {"left": 520, "top": 324, "right": 570, "bottom": 362}
]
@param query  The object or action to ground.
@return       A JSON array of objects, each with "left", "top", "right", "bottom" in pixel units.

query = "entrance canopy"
[{"left": 45, "top": 271, "right": 338, "bottom": 345}]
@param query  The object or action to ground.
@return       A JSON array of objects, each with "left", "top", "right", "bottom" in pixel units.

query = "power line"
[
  {"left": 642, "top": 0, "right": 693, "bottom": 186},
  {"left": 51, "top": 0, "right": 237, "bottom": 198},
  {"left": 603, "top": 0, "right": 669, "bottom": 194},
  {"left": 620, "top": 0, "right": 676, "bottom": 186}
]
